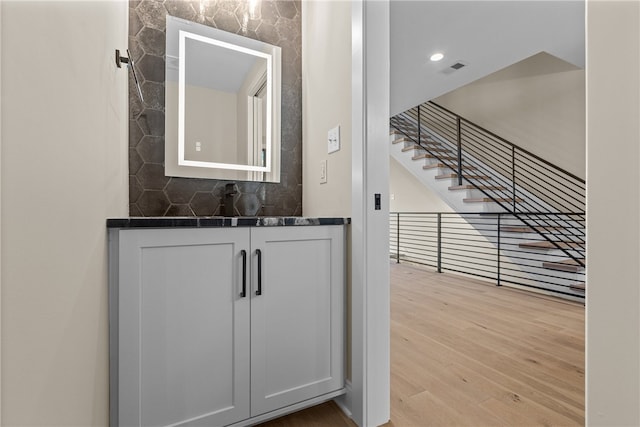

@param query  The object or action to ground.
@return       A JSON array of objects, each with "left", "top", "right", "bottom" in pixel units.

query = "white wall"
[
  {"left": 389, "top": 157, "right": 453, "bottom": 213},
  {"left": 302, "top": 0, "right": 354, "bottom": 391},
  {"left": 0, "top": 2, "right": 128, "bottom": 425},
  {"left": 302, "top": 0, "right": 352, "bottom": 217},
  {"left": 586, "top": 1, "right": 640, "bottom": 425},
  {"left": 304, "top": 2, "right": 391, "bottom": 424},
  {"left": 434, "top": 52, "right": 585, "bottom": 180}
]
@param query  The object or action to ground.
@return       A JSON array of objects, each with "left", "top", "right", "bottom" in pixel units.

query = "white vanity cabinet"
[
  {"left": 109, "top": 224, "right": 346, "bottom": 427},
  {"left": 249, "top": 226, "right": 345, "bottom": 417}
]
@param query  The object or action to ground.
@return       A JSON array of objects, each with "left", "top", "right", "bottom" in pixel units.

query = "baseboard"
[{"left": 334, "top": 380, "right": 353, "bottom": 419}]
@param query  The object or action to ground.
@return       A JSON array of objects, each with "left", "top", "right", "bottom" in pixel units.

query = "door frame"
[
  {"left": 349, "top": 1, "right": 390, "bottom": 426},
  {"left": 0, "top": 1, "right": 4, "bottom": 420}
]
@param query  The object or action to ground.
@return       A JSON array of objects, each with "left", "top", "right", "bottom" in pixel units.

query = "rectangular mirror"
[{"left": 165, "top": 16, "right": 281, "bottom": 182}]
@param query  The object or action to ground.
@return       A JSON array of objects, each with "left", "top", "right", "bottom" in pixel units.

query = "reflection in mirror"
[{"left": 165, "top": 16, "right": 281, "bottom": 182}]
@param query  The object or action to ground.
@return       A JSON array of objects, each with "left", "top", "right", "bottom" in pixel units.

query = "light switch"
[
  {"left": 195, "top": 141, "right": 202, "bottom": 152},
  {"left": 320, "top": 160, "right": 327, "bottom": 184},
  {"left": 328, "top": 126, "right": 340, "bottom": 154}
]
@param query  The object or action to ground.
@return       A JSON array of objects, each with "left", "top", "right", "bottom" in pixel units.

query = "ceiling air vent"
[{"left": 441, "top": 61, "right": 468, "bottom": 75}]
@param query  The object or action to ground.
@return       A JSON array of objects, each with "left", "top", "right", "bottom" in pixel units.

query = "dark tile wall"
[{"left": 129, "top": 0, "right": 302, "bottom": 216}]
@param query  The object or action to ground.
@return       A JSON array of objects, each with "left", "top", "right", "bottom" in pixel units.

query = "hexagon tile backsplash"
[{"left": 128, "top": 0, "right": 302, "bottom": 217}]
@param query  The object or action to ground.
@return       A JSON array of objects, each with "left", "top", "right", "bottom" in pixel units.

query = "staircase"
[{"left": 390, "top": 101, "right": 586, "bottom": 298}]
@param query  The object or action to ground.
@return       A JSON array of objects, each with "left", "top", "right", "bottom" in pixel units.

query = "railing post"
[
  {"left": 396, "top": 213, "right": 400, "bottom": 264},
  {"left": 497, "top": 215, "right": 501, "bottom": 286},
  {"left": 511, "top": 145, "right": 516, "bottom": 213},
  {"left": 456, "top": 117, "right": 463, "bottom": 186},
  {"left": 437, "top": 213, "right": 442, "bottom": 273},
  {"left": 417, "top": 105, "right": 421, "bottom": 145}
]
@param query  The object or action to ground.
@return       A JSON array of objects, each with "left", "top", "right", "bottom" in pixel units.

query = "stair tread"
[
  {"left": 519, "top": 241, "right": 583, "bottom": 250},
  {"left": 411, "top": 150, "right": 448, "bottom": 160},
  {"left": 396, "top": 130, "right": 423, "bottom": 137},
  {"left": 463, "top": 197, "right": 523, "bottom": 203},
  {"left": 392, "top": 137, "right": 410, "bottom": 144},
  {"left": 423, "top": 163, "right": 448, "bottom": 169},
  {"left": 402, "top": 144, "right": 450, "bottom": 152},
  {"left": 391, "top": 126, "right": 438, "bottom": 142},
  {"left": 569, "top": 283, "right": 586, "bottom": 291},
  {"left": 542, "top": 258, "right": 585, "bottom": 272},
  {"left": 416, "top": 147, "right": 451, "bottom": 153},
  {"left": 392, "top": 126, "right": 417, "bottom": 133},
  {"left": 501, "top": 225, "right": 566, "bottom": 233},
  {"left": 548, "top": 258, "right": 585, "bottom": 265},
  {"left": 448, "top": 184, "right": 507, "bottom": 191},
  {"left": 392, "top": 134, "right": 434, "bottom": 142},
  {"left": 413, "top": 154, "right": 457, "bottom": 160},
  {"left": 436, "top": 173, "right": 491, "bottom": 180},
  {"left": 501, "top": 226, "right": 531, "bottom": 233},
  {"left": 423, "top": 163, "right": 477, "bottom": 170}
]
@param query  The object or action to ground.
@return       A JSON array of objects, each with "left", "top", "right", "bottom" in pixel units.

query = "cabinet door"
[
  {"left": 116, "top": 228, "right": 250, "bottom": 427},
  {"left": 249, "top": 225, "right": 345, "bottom": 416}
]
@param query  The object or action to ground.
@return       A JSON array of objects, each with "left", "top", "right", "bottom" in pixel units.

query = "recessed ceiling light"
[{"left": 430, "top": 52, "right": 444, "bottom": 62}]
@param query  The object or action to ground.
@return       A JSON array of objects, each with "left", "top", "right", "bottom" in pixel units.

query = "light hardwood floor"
[{"left": 259, "top": 262, "right": 585, "bottom": 426}]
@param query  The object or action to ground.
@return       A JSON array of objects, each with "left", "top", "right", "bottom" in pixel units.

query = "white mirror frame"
[{"left": 165, "top": 16, "right": 281, "bottom": 182}]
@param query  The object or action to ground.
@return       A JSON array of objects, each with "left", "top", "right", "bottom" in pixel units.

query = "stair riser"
[
  {"left": 459, "top": 202, "right": 510, "bottom": 214},
  {"left": 517, "top": 248, "right": 585, "bottom": 260},
  {"left": 501, "top": 233, "right": 584, "bottom": 248},
  {"left": 439, "top": 177, "right": 499, "bottom": 190},
  {"left": 413, "top": 156, "right": 456, "bottom": 166},
  {"left": 456, "top": 189, "right": 489, "bottom": 199},
  {"left": 542, "top": 263, "right": 585, "bottom": 273},
  {"left": 501, "top": 229, "right": 576, "bottom": 238},
  {"left": 498, "top": 257, "right": 585, "bottom": 279},
  {"left": 464, "top": 216, "right": 522, "bottom": 227},
  {"left": 424, "top": 158, "right": 450, "bottom": 168},
  {"left": 438, "top": 178, "right": 462, "bottom": 187},
  {"left": 424, "top": 166, "right": 456, "bottom": 175},
  {"left": 409, "top": 147, "right": 452, "bottom": 157}
]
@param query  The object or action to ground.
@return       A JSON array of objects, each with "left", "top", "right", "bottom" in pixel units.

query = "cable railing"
[
  {"left": 390, "top": 101, "right": 586, "bottom": 268},
  {"left": 390, "top": 212, "right": 585, "bottom": 299}
]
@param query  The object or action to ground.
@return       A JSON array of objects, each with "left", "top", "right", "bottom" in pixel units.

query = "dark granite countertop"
[{"left": 107, "top": 217, "right": 350, "bottom": 229}]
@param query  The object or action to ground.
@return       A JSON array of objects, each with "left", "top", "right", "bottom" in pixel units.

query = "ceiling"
[{"left": 390, "top": 0, "right": 585, "bottom": 116}]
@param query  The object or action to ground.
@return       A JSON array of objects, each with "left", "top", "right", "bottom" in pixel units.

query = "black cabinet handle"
[
  {"left": 240, "top": 250, "right": 247, "bottom": 298},
  {"left": 255, "top": 249, "right": 262, "bottom": 296}
]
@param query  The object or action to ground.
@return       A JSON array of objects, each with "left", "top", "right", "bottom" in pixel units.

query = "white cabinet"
[
  {"left": 112, "top": 228, "right": 251, "bottom": 427},
  {"left": 109, "top": 225, "right": 345, "bottom": 427},
  {"left": 249, "top": 226, "right": 345, "bottom": 416}
]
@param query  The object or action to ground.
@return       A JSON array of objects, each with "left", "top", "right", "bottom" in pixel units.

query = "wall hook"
[
  {"left": 115, "top": 49, "right": 129, "bottom": 68},
  {"left": 115, "top": 48, "right": 144, "bottom": 104}
]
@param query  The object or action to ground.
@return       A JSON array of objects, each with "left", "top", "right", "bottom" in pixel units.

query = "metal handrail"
[
  {"left": 390, "top": 212, "right": 585, "bottom": 300},
  {"left": 390, "top": 101, "right": 586, "bottom": 268}
]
